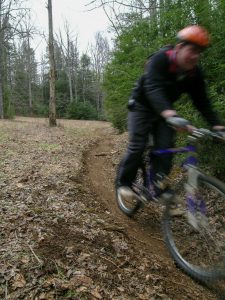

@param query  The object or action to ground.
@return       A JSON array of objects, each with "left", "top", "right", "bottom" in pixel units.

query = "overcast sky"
[{"left": 29, "top": 0, "right": 112, "bottom": 59}]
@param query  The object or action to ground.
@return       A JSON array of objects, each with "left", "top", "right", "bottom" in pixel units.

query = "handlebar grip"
[
  {"left": 213, "top": 130, "right": 225, "bottom": 139},
  {"left": 166, "top": 117, "right": 191, "bottom": 128}
]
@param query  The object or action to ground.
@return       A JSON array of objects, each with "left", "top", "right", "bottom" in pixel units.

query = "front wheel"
[{"left": 162, "top": 173, "right": 225, "bottom": 283}]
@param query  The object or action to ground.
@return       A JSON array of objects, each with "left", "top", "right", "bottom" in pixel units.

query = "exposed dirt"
[{"left": 0, "top": 117, "right": 223, "bottom": 299}]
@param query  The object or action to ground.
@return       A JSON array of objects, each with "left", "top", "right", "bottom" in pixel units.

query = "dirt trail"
[
  {"left": 86, "top": 135, "right": 168, "bottom": 257},
  {"left": 84, "top": 128, "right": 224, "bottom": 299}
]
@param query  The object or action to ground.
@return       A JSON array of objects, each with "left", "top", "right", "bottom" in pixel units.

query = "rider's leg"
[
  {"left": 151, "top": 119, "right": 185, "bottom": 215},
  {"left": 151, "top": 118, "right": 176, "bottom": 188},
  {"left": 116, "top": 106, "right": 152, "bottom": 189}
]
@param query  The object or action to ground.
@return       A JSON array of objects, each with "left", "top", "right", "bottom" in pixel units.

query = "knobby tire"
[{"left": 162, "top": 173, "right": 225, "bottom": 283}]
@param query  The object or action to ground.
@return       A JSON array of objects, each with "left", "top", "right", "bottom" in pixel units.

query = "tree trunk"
[
  {"left": 48, "top": 0, "right": 57, "bottom": 126},
  {"left": 68, "top": 69, "right": 73, "bottom": 102},
  {"left": 0, "top": 42, "right": 4, "bottom": 119},
  {"left": 0, "top": 1, "right": 4, "bottom": 119},
  {"left": 27, "top": 36, "right": 33, "bottom": 115},
  {"left": 67, "top": 34, "right": 73, "bottom": 102}
]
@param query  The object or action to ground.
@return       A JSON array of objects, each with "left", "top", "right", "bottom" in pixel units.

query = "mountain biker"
[{"left": 116, "top": 25, "right": 225, "bottom": 214}]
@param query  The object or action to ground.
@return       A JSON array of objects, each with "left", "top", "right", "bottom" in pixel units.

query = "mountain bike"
[{"left": 116, "top": 117, "right": 225, "bottom": 283}]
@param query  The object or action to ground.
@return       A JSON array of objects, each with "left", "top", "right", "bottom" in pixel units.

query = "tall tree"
[
  {"left": 70, "top": 37, "right": 79, "bottom": 102},
  {"left": 0, "top": 0, "right": 4, "bottom": 118},
  {"left": 78, "top": 53, "right": 93, "bottom": 103},
  {"left": 19, "top": 12, "right": 38, "bottom": 114},
  {"left": 90, "top": 32, "right": 110, "bottom": 116},
  {"left": 0, "top": 0, "right": 28, "bottom": 118},
  {"left": 57, "top": 22, "right": 78, "bottom": 103},
  {"left": 12, "top": 40, "right": 37, "bottom": 115},
  {"left": 47, "top": 0, "right": 57, "bottom": 126}
]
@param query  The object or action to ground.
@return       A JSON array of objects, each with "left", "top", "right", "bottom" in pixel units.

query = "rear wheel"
[{"left": 163, "top": 173, "right": 225, "bottom": 282}]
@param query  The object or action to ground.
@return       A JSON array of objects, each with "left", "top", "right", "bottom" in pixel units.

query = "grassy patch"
[
  {"left": 38, "top": 143, "right": 60, "bottom": 151},
  {"left": 0, "top": 132, "right": 8, "bottom": 142}
]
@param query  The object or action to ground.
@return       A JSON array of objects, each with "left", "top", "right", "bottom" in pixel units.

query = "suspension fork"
[
  {"left": 185, "top": 165, "right": 207, "bottom": 228},
  {"left": 145, "top": 151, "right": 157, "bottom": 197}
]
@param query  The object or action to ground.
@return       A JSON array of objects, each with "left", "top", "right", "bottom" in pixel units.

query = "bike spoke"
[{"left": 163, "top": 175, "right": 225, "bottom": 281}]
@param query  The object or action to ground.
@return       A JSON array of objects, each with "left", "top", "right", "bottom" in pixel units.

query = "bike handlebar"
[
  {"left": 166, "top": 116, "right": 225, "bottom": 141},
  {"left": 166, "top": 116, "right": 191, "bottom": 128},
  {"left": 193, "top": 128, "right": 225, "bottom": 141}
]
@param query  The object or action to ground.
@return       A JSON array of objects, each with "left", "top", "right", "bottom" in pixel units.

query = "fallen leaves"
[
  {"left": 12, "top": 274, "right": 26, "bottom": 289},
  {"left": 0, "top": 118, "right": 217, "bottom": 300}
]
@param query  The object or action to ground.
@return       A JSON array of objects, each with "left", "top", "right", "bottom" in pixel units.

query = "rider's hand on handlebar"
[
  {"left": 174, "top": 124, "right": 196, "bottom": 133},
  {"left": 161, "top": 109, "right": 177, "bottom": 119},
  {"left": 186, "top": 124, "right": 197, "bottom": 133},
  {"left": 165, "top": 116, "right": 195, "bottom": 132}
]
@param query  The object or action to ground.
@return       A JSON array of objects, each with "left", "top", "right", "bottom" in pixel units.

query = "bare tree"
[
  {"left": 79, "top": 53, "right": 92, "bottom": 103},
  {"left": 19, "top": 12, "right": 38, "bottom": 114},
  {"left": 47, "top": 0, "right": 57, "bottom": 126},
  {"left": 90, "top": 32, "right": 110, "bottom": 115},
  {"left": 70, "top": 37, "right": 79, "bottom": 102},
  {"left": 0, "top": 0, "right": 28, "bottom": 118},
  {"left": 87, "top": 0, "right": 160, "bottom": 34},
  {"left": 0, "top": 0, "right": 4, "bottom": 118},
  {"left": 57, "top": 22, "right": 79, "bottom": 103},
  {"left": 64, "top": 23, "right": 73, "bottom": 103}
]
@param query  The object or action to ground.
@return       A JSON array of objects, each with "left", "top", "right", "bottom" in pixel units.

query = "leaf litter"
[{"left": 0, "top": 117, "right": 222, "bottom": 299}]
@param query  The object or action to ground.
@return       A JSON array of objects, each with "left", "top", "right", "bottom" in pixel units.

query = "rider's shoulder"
[
  {"left": 147, "top": 46, "right": 174, "bottom": 68},
  {"left": 151, "top": 45, "right": 174, "bottom": 59}
]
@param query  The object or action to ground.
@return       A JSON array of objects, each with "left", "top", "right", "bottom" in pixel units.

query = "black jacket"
[{"left": 131, "top": 46, "right": 220, "bottom": 126}]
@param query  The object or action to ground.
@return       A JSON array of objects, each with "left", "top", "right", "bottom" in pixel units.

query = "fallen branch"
[
  {"left": 27, "top": 243, "right": 43, "bottom": 266},
  {"left": 103, "top": 226, "right": 125, "bottom": 233},
  {"left": 95, "top": 152, "right": 108, "bottom": 156},
  {"left": 5, "top": 281, "right": 8, "bottom": 299},
  {"left": 100, "top": 255, "right": 119, "bottom": 269}
]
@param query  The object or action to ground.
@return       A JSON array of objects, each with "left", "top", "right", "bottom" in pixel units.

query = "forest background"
[{"left": 0, "top": 0, "right": 225, "bottom": 173}]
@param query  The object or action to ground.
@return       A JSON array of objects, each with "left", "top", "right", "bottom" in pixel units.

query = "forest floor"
[{"left": 0, "top": 117, "right": 224, "bottom": 299}]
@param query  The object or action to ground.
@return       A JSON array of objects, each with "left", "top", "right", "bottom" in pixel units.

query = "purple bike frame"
[{"left": 147, "top": 145, "right": 206, "bottom": 215}]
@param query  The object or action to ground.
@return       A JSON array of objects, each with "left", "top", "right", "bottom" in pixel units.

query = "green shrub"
[
  {"left": 66, "top": 101, "right": 98, "bottom": 120},
  {"left": 4, "top": 88, "right": 15, "bottom": 119},
  {"left": 33, "top": 101, "right": 49, "bottom": 117},
  {"left": 174, "top": 98, "right": 225, "bottom": 178}
]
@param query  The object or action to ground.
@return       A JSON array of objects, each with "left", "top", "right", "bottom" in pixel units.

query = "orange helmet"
[{"left": 177, "top": 25, "right": 210, "bottom": 48}]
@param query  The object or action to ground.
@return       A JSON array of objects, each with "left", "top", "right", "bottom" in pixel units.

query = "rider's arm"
[
  {"left": 189, "top": 68, "right": 222, "bottom": 127},
  {"left": 143, "top": 52, "right": 175, "bottom": 116},
  {"left": 161, "top": 109, "right": 177, "bottom": 118}
]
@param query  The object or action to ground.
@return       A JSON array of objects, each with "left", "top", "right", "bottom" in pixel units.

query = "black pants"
[{"left": 116, "top": 104, "right": 176, "bottom": 187}]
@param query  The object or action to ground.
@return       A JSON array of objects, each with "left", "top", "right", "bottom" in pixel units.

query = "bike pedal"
[
  {"left": 196, "top": 212, "right": 209, "bottom": 229},
  {"left": 187, "top": 211, "right": 198, "bottom": 230},
  {"left": 139, "top": 194, "right": 150, "bottom": 204}
]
